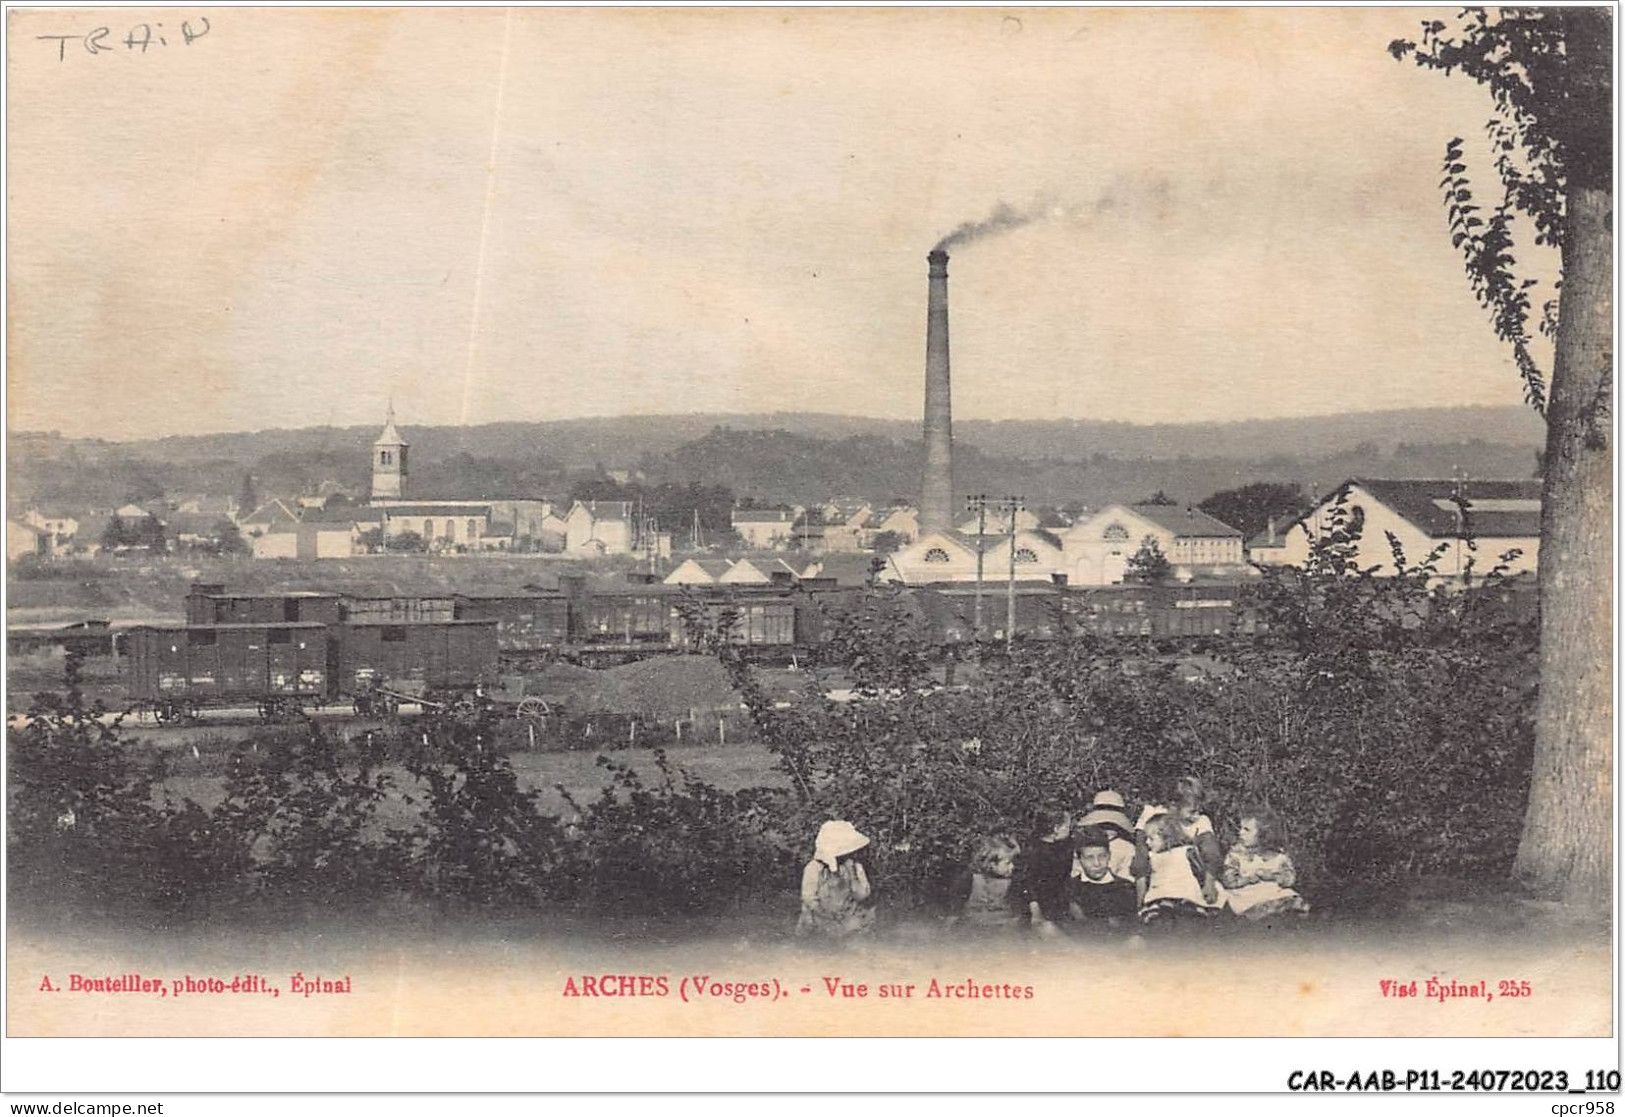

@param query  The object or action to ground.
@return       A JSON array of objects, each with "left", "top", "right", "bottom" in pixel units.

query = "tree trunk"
[{"left": 1513, "top": 10, "right": 1614, "bottom": 903}]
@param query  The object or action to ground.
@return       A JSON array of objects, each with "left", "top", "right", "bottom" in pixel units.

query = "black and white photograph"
[{"left": 2, "top": 3, "right": 1615, "bottom": 1092}]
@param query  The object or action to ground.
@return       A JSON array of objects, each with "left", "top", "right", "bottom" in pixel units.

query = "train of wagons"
[{"left": 63, "top": 574, "right": 1270, "bottom": 722}]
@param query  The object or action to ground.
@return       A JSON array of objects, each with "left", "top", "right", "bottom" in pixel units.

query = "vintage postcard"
[{"left": 3, "top": 3, "right": 1615, "bottom": 1089}]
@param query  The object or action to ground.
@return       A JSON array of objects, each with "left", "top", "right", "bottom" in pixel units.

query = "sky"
[{"left": 6, "top": 7, "right": 1555, "bottom": 441}]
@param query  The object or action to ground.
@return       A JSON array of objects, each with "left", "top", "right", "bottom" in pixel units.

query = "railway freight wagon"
[
  {"left": 921, "top": 585, "right": 1069, "bottom": 642},
  {"left": 570, "top": 588, "right": 678, "bottom": 649},
  {"left": 124, "top": 622, "right": 331, "bottom": 721},
  {"left": 7, "top": 619, "right": 117, "bottom": 658},
  {"left": 185, "top": 585, "right": 345, "bottom": 626},
  {"left": 452, "top": 593, "right": 572, "bottom": 661},
  {"left": 669, "top": 588, "right": 800, "bottom": 656},
  {"left": 341, "top": 594, "right": 458, "bottom": 623},
  {"left": 1159, "top": 583, "right": 1256, "bottom": 639},
  {"left": 1058, "top": 583, "right": 1256, "bottom": 641},
  {"left": 788, "top": 580, "right": 855, "bottom": 648},
  {"left": 335, "top": 619, "right": 499, "bottom": 705}
]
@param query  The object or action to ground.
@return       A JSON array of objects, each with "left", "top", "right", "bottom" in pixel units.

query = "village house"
[
  {"left": 1255, "top": 478, "right": 1542, "bottom": 579},
  {"left": 823, "top": 501, "right": 874, "bottom": 552},
  {"left": 534, "top": 510, "right": 569, "bottom": 552},
  {"left": 1061, "top": 503, "right": 1246, "bottom": 586},
  {"left": 174, "top": 494, "right": 238, "bottom": 519},
  {"left": 239, "top": 498, "right": 302, "bottom": 539},
  {"left": 8, "top": 520, "right": 43, "bottom": 562},
  {"left": 868, "top": 504, "right": 919, "bottom": 544},
  {"left": 252, "top": 518, "right": 366, "bottom": 560},
  {"left": 731, "top": 508, "right": 797, "bottom": 550},
  {"left": 23, "top": 509, "right": 80, "bottom": 544},
  {"left": 564, "top": 499, "right": 635, "bottom": 555},
  {"left": 797, "top": 500, "right": 873, "bottom": 553}
]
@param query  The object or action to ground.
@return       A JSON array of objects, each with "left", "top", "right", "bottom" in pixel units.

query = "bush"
[
  {"left": 209, "top": 724, "right": 405, "bottom": 909},
  {"left": 558, "top": 751, "right": 795, "bottom": 915},
  {"left": 396, "top": 699, "right": 579, "bottom": 909},
  {"left": 7, "top": 652, "right": 195, "bottom": 915}
]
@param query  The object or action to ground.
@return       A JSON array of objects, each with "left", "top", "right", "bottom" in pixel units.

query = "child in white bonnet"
[{"left": 797, "top": 820, "right": 876, "bottom": 938}]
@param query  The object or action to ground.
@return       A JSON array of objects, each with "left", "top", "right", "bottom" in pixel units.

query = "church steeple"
[{"left": 371, "top": 403, "right": 409, "bottom": 501}]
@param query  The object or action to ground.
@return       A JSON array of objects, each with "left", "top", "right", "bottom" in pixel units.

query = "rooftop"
[
  {"left": 1353, "top": 478, "right": 1542, "bottom": 539},
  {"left": 376, "top": 503, "right": 493, "bottom": 517},
  {"left": 1127, "top": 503, "right": 1244, "bottom": 538}
]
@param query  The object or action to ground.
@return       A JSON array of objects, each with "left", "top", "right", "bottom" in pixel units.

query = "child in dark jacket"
[
  {"left": 1068, "top": 826, "right": 1138, "bottom": 927},
  {"left": 1012, "top": 807, "right": 1075, "bottom": 935}
]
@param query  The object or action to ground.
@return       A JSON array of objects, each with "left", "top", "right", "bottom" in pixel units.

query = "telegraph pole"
[
  {"left": 966, "top": 494, "right": 989, "bottom": 640},
  {"left": 1005, "top": 495, "right": 1024, "bottom": 648},
  {"left": 967, "top": 494, "right": 1024, "bottom": 645}
]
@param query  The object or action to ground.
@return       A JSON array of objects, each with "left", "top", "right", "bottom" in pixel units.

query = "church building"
[{"left": 366, "top": 407, "right": 558, "bottom": 552}]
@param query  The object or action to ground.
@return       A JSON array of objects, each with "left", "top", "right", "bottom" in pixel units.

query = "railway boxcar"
[
  {"left": 334, "top": 619, "right": 499, "bottom": 699},
  {"left": 670, "top": 588, "right": 800, "bottom": 652},
  {"left": 1161, "top": 583, "right": 1248, "bottom": 639},
  {"left": 790, "top": 581, "right": 862, "bottom": 647},
  {"left": 1060, "top": 585, "right": 1160, "bottom": 638},
  {"left": 124, "top": 622, "right": 330, "bottom": 720},
  {"left": 340, "top": 595, "right": 457, "bottom": 624},
  {"left": 7, "top": 619, "right": 117, "bottom": 658},
  {"left": 452, "top": 592, "right": 571, "bottom": 655},
  {"left": 184, "top": 585, "right": 344, "bottom": 626},
  {"left": 571, "top": 587, "right": 677, "bottom": 649},
  {"left": 731, "top": 596, "right": 798, "bottom": 648},
  {"left": 924, "top": 584, "right": 1068, "bottom": 642}
]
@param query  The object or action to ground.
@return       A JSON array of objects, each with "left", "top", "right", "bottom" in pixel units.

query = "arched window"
[
  {"left": 445, "top": 520, "right": 457, "bottom": 541},
  {"left": 423, "top": 520, "right": 435, "bottom": 537},
  {"left": 1103, "top": 523, "right": 1130, "bottom": 541},
  {"left": 923, "top": 547, "right": 951, "bottom": 564},
  {"left": 1015, "top": 547, "right": 1039, "bottom": 564},
  {"left": 467, "top": 519, "right": 479, "bottom": 538},
  {"left": 379, "top": 450, "right": 392, "bottom": 466}
]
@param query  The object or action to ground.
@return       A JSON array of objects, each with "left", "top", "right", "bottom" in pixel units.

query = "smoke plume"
[
  {"left": 933, "top": 177, "right": 1173, "bottom": 253},
  {"left": 932, "top": 199, "right": 1049, "bottom": 253}
]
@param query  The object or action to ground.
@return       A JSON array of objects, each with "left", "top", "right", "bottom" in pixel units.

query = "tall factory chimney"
[{"left": 920, "top": 248, "right": 955, "bottom": 533}]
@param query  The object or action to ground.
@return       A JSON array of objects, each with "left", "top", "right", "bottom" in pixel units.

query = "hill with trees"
[{"left": 7, "top": 406, "right": 1543, "bottom": 515}]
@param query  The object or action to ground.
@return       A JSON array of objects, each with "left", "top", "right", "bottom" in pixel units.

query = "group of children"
[{"left": 796, "top": 777, "right": 1309, "bottom": 940}]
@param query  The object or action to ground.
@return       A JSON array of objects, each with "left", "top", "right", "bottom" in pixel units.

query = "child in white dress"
[
  {"left": 1136, "top": 814, "right": 1223, "bottom": 925},
  {"left": 797, "top": 820, "right": 876, "bottom": 938},
  {"left": 1222, "top": 811, "right": 1309, "bottom": 921}
]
